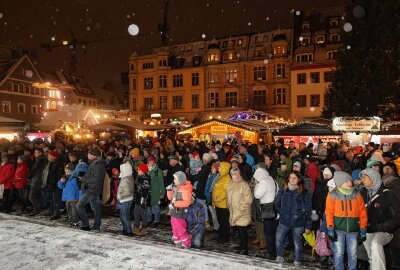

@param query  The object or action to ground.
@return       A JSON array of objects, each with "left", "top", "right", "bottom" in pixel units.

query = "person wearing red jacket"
[
  {"left": 13, "top": 156, "right": 29, "bottom": 211},
  {"left": 0, "top": 153, "right": 16, "bottom": 212},
  {"left": 304, "top": 156, "right": 319, "bottom": 194}
]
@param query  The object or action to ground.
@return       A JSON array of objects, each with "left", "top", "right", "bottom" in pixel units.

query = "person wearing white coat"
[{"left": 254, "top": 167, "right": 279, "bottom": 259}]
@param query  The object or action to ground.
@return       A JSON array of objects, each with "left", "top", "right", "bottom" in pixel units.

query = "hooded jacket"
[
  {"left": 360, "top": 169, "right": 400, "bottom": 235},
  {"left": 134, "top": 173, "right": 151, "bottom": 206},
  {"left": 13, "top": 162, "right": 29, "bottom": 189},
  {"left": 28, "top": 155, "right": 47, "bottom": 186},
  {"left": 58, "top": 162, "right": 88, "bottom": 202},
  {"left": 167, "top": 180, "right": 193, "bottom": 219},
  {"left": 148, "top": 165, "right": 166, "bottom": 205},
  {"left": 0, "top": 162, "right": 16, "bottom": 190},
  {"left": 253, "top": 168, "right": 277, "bottom": 204},
  {"left": 227, "top": 179, "right": 253, "bottom": 226},
  {"left": 82, "top": 157, "right": 106, "bottom": 196},
  {"left": 212, "top": 162, "right": 231, "bottom": 209}
]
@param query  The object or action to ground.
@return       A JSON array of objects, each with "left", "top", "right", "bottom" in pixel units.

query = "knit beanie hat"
[
  {"left": 202, "top": 153, "right": 213, "bottom": 163},
  {"left": 173, "top": 171, "right": 187, "bottom": 185},
  {"left": 137, "top": 163, "right": 148, "bottom": 174},
  {"left": 293, "top": 161, "right": 302, "bottom": 169},
  {"left": 351, "top": 169, "right": 362, "bottom": 180},
  {"left": 370, "top": 152, "right": 385, "bottom": 164},
  {"left": 88, "top": 147, "right": 101, "bottom": 157},
  {"left": 131, "top": 148, "right": 140, "bottom": 157},
  {"left": 192, "top": 151, "right": 200, "bottom": 159},
  {"left": 48, "top": 150, "right": 60, "bottom": 158},
  {"left": 323, "top": 167, "right": 333, "bottom": 177},
  {"left": 65, "top": 163, "right": 75, "bottom": 172},
  {"left": 333, "top": 171, "right": 352, "bottom": 187},
  {"left": 147, "top": 156, "right": 156, "bottom": 163},
  {"left": 367, "top": 159, "right": 380, "bottom": 168},
  {"left": 384, "top": 162, "right": 399, "bottom": 176}
]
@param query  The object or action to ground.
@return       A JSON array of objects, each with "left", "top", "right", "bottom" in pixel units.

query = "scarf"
[
  {"left": 288, "top": 182, "right": 298, "bottom": 190},
  {"left": 337, "top": 186, "right": 353, "bottom": 196}
]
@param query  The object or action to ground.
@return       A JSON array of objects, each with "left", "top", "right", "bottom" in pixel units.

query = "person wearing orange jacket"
[
  {"left": 13, "top": 156, "right": 29, "bottom": 211},
  {"left": 325, "top": 171, "right": 368, "bottom": 270},
  {"left": 167, "top": 171, "right": 193, "bottom": 248},
  {"left": 0, "top": 153, "right": 16, "bottom": 212}
]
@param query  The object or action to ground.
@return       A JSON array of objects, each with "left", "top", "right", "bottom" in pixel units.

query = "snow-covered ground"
[{"left": 0, "top": 214, "right": 305, "bottom": 270}]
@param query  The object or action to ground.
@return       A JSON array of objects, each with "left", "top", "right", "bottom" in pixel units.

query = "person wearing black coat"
[
  {"left": 165, "top": 155, "right": 185, "bottom": 187},
  {"left": 194, "top": 153, "right": 214, "bottom": 225},
  {"left": 133, "top": 164, "right": 151, "bottom": 235},
  {"left": 28, "top": 148, "right": 48, "bottom": 215},
  {"left": 238, "top": 154, "right": 253, "bottom": 182},
  {"left": 43, "top": 151, "right": 65, "bottom": 220},
  {"left": 360, "top": 168, "right": 400, "bottom": 270}
]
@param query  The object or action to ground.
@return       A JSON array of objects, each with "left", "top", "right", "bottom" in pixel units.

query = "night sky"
[{"left": 0, "top": 0, "right": 349, "bottom": 88}]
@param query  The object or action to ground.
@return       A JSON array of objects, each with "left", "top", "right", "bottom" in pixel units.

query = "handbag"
[
  {"left": 259, "top": 202, "right": 276, "bottom": 220},
  {"left": 315, "top": 230, "right": 332, "bottom": 257}
]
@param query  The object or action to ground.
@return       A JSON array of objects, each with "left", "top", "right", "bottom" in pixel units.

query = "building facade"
[
  {"left": 290, "top": 7, "right": 345, "bottom": 121},
  {"left": 129, "top": 28, "right": 293, "bottom": 122}
]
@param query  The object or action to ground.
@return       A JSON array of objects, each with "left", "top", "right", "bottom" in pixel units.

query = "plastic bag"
[
  {"left": 303, "top": 231, "right": 316, "bottom": 257},
  {"left": 315, "top": 230, "right": 332, "bottom": 256}
]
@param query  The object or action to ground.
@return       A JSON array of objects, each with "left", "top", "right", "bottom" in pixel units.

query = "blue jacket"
[
  {"left": 275, "top": 188, "right": 312, "bottom": 229},
  {"left": 204, "top": 173, "right": 219, "bottom": 203},
  {"left": 186, "top": 201, "right": 206, "bottom": 236},
  {"left": 58, "top": 162, "right": 88, "bottom": 202}
]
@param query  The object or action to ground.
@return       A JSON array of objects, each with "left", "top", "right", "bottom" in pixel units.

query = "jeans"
[
  {"left": 208, "top": 205, "right": 219, "bottom": 230},
  {"left": 76, "top": 193, "right": 102, "bottom": 229},
  {"left": 334, "top": 231, "right": 358, "bottom": 270},
  {"left": 276, "top": 223, "right": 304, "bottom": 262},
  {"left": 118, "top": 200, "right": 133, "bottom": 234},
  {"left": 363, "top": 232, "right": 393, "bottom": 270},
  {"left": 147, "top": 204, "right": 161, "bottom": 223},
  {"left": 196, "top": 198, "right": 208, "bottom": 221},
  {"left": 192, "top": 230, "right": 205, "bottom": 248},
  {"left": 215, "top": 207, "right": 230, "bottom": 243},
  {"left": 263, "top": 219, "right": 277, "bottom": 254},
  {"left": 47, "top": 190, "right": 61, "bottom": 217},
  {"left": 134, "top": 204, "right": 148, "bottom": 228},
  {"left": 66, "top": 201, "right": 79, "bottom": 223}
]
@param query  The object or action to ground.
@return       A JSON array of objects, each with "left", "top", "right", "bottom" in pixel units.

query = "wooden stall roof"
[
  {"left": 178, "top": 119, "right": 285, "bottom": 134},
  {"left": 90, "top": 120, "right": 170, "bottom": 132},
  {"left": 272, "top": 122, "right": 342, "bottom": 136}
]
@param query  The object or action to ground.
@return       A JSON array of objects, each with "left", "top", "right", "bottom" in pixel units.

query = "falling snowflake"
[
  {"left": 128, "top": 24, "right": 139, "bottom": 36},
  {"left": 266, "top": 17, "right": 270, "bottom": 21},
  {"left": 0, "top": 13, "right": 3, "bottom": 19},
  {"left": 29, "top": 34, "right": 34, "bottom": 38},
  {"left": 53, "top": 21, "right": 57, "bottom": 25},
  {"left": 86, "top": 26, "right": 91, "bottom": 31},
  {"left": 248, "top": 22, "right": 251, "bottom": 26},
  {"left": 343, "top": 23, "right": 352, "bottom": 32},
  {"left": 4, "top": 21, "right": 7, "bottom": 26},
  {"left": 263, "top": 59, "right": 268, "bottom": 64},
  {"left": 206, "top": 3, "right": 210, "bottom": 7},
  {"left": 346, "top": 45, "right": 351, "bottom": 50},
  {"left": 221, "top": 9, "right": 224, "bottom": 13},
  {"left": 51, "top": 36, "right": 56, "bottom": 41},
  {"left": 202, "top": 34, "right": 206, "bottom": 39},
  {"left": 126, "top": 14, "right": 130, "bottom": 19},
  {"left": 295, "top": 10, "right": 300, "bottom": 15},
  {"left": 132, "top": 12, "right": 135, "bottom": 16},
  {"left": 299, "top": 36, "right": 304, "bottom": 41}
]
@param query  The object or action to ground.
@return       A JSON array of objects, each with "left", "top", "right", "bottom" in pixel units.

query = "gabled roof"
[{"left": 0, "top": 55, "right": 44, "bottom": 87}]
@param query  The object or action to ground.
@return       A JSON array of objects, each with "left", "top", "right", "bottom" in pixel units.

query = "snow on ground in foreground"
[{"left": 0, "top": 214, "right": 293, "bottom": 270}]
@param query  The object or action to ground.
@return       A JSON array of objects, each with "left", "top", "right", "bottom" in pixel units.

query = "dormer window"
[
  {"left": 302, "top": 23, "right": 310, "bottom": 30},
  {"left": 316, "top": 35, "right": 325, "bottom": 44},
  {"left": 274, "top": 46, "right": 286, "bottom": 55},
  {"left": 330, "top": 19, "right": 339, "bottom": 27}
]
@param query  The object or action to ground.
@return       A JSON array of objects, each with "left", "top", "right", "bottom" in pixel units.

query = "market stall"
[
  {"left": 332, "top": 117, "right": 381, "bottom": 146},
  {"left": 178, "top": 119, "right": 263, "bottom": 143},
  {"left": 0, "top": 116, "right": 27, "bottom": 140},
  {"left": 273, "top": 120, "right": 342, "bottom": 146},
  {"left": 370, "top": 121, "right": 400, "bottom": 145}
]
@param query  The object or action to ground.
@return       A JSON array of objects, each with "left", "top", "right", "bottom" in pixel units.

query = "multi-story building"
[
  {"left": 290, "top": 6, "right": 345, "bottom": 121},
  {"left": 129, "top": 28, "right": 293, "bottom": 122},
  {"left": 0, "top": 46, "right": 64, "bottom": 123}
]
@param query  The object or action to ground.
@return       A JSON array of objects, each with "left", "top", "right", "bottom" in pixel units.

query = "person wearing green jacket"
[
  {"left": 147, "top": 156, "right": 166, "bottom": 227},
  {"left": 276, "top": 158, "right": 292, "bottom": 188}
]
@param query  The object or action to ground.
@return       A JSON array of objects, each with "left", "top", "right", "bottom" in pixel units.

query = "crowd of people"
[{"left": 1, "top": 135, "right": 400, "bottom": 269}]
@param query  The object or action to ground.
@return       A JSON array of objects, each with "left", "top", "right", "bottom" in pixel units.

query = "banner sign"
[
  {"left": 274, "top": 136, "right": 341, "bottom": 147},
  {"left": 332, "top": 117, "right": 381, "bottom": 132},
  {"left": 210, "top": 125, "right": 228, "bottom": 135}
]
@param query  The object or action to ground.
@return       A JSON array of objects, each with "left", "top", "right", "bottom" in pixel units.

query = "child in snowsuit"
[
  {"left": 167, "top": 171, "right": 193, "bottom": 248},
  {"left": 186, "top": 193, "right": 206, "bottom": 248}
]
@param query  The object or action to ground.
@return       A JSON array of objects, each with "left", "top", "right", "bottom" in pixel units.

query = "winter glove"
[
  {"left": 358, "top": 228, "right": 367, "bottom": 244},
  {"left": 327, "top": 228, "right": 337, "bottom": 242},
  {"left": 168, "top": 203, "right": 174, "bottom": 210},
  {"left": 166, "top": 183, "right": 174, "bottom": 190}
]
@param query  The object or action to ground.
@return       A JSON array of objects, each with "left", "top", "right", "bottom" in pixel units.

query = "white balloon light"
[
  {"left": 128, "top": 24, "right": 139, "bottom": 36},
  {"left": 343, "top": 22, "right": 353, "bottom": 32}
]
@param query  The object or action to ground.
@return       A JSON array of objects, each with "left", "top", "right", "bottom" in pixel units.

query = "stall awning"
[
  {"left": 90, "top": 120, "right": 170, "bottom": 132},
  {"left": 0, "top": 116, "right": 26, "bottom": 132},
  {"left": 273, "top": 122, "right": 341, "bottom": 136}
]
